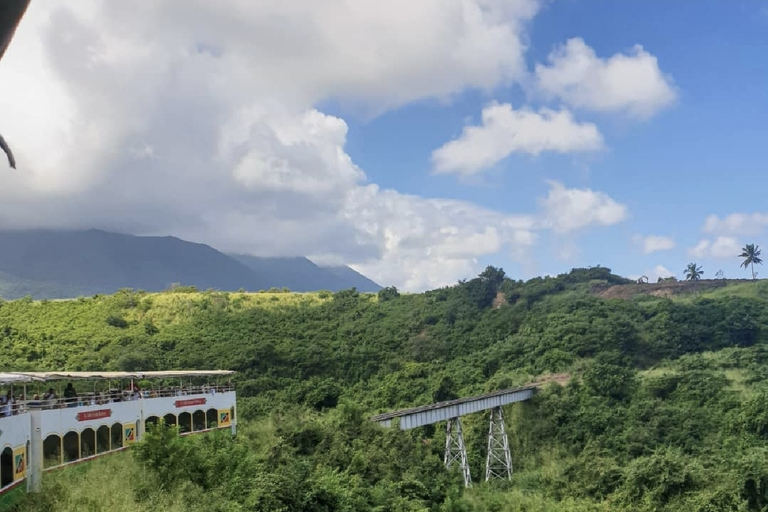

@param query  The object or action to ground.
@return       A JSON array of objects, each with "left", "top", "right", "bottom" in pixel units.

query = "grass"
[
  {"left": 11, "top": 453, "right": 191, "bottom": 512},
  {"left": 134, "top": 291, "right": 336, "bottom": 326},
  {"left": 722, "top": 368, "right": 752, "bottom": 395},
  {"left": 696, "top": 280, "right": 768, "bottom": 300},
  {"left": 459, "top": 488, "right": 611, "bottom": 512},
  {"left": 0, "top": 486, "right": 25, "bottom": 512},
  {"left": 0, "top": 290, "right": 338, "bottom": 335},
  {"left": 639, "top": 348, "right": 758, "bottom": 397},
  {"left": 638, "top": 367, "right": 678, "bottom": 379}
]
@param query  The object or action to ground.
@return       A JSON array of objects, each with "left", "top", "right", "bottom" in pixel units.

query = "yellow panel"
[
  {"left": 123, "top": 422, "right": 137, "bottom": 444},
  {"left": 13, "top": 446, "right": 26, "bottom": 481},
  {"left": 217, "top": 409, "right": 231, "bottom": 427}
]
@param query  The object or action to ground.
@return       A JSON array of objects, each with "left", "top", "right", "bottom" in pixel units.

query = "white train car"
[{"left": 0, "top": 370, "right": 237, "bottom": 495}]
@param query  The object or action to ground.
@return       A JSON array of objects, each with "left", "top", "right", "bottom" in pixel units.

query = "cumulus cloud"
[
  {"left": 0, "top": 0, "right": 564, "bottom": 291},
  {"left": 431, "top": 103, "right": 604, "bottom": 175},
  {"left": 703, "top": 213, "right": 768, "bottom": 236},
  {"left": 534, "top": 37, "right": 676, "bottom": 118},
  {"left": 652, "top": 264, "right": 675, "bottom": 280},
  {"left": 347, "top": 187, "right": 538, "bottom": 290},
  {"left": 631, "top": 264, "right": 674, "bottom": 283},
  {"left": 688, "top": 237, "right": 741, "bottom": 260},
  {"left": 539, "top": 181, "right": 628, "bottom": 233},
  {"left": 634, "top": 234, "right": 675, "bottom": 254}
]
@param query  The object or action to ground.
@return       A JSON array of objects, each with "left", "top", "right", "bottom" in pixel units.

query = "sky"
[{"left": 0, "top": 0, "right": 766, "bottom": 291}]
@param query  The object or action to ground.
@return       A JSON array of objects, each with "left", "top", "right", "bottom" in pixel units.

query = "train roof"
[{"left": 0, "top": 370, "right": 235, "bottom": 382}]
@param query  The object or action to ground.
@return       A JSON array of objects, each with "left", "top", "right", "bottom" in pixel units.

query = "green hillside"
[{"left": 6, "top": 267, "right": 768, "bottom": 511}]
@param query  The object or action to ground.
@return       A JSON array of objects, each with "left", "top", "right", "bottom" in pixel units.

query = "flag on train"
[
  {"left": 124, "top": 423, "right": 136, "bottom": 443},
  {"left": 218, "top": 409, "right": 231, "bottom": 427},
  {"left": 13, "top": 446, "right": 25, "bottom": 479}
]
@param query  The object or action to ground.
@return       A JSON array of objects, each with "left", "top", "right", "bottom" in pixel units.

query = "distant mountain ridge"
[
  {"left": 228, "top": 254, "right": 381, "bottom": 293},
  {"left": 0, "top": 229, "right": 381, "bottom": 299}
]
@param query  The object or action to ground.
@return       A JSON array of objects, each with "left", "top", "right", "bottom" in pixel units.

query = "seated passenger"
[{"left": 42, "top": 388, "right": 56, "bottom": 409}]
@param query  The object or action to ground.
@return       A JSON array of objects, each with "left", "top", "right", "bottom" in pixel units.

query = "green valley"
[{"left": 6, "top": 266, "right": 768, "bottom": 511}]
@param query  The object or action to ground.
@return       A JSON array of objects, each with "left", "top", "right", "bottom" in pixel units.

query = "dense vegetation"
[{"left": 6, "top": 266, "right": 768, "bottom": 511}]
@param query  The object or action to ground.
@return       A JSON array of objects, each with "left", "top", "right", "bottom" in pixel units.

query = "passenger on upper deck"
[
  {"left": 0, "top": 390, "right": 12, "bottom": 416},
  {"left": 63, "top": 382, "right": 78, "bottom": 407},
  {"left": 42, "top": 388, "right": 56, "bottom": 409}
]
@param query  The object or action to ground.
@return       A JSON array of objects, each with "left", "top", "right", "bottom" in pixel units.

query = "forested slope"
[{"left": 7, "top": 267, "right": 768, "bottom": 511}]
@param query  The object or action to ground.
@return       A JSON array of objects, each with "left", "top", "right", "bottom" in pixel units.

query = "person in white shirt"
[{"left": 1, "top": 390, "right": 12, "bottom": 417}]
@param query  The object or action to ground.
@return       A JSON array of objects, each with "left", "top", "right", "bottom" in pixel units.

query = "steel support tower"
[
  {"left": 484, "top": 406, "right": 512, "bottom": 481},
  {"left": 444, "top": 417, "right": 472, "bottom": 487}
]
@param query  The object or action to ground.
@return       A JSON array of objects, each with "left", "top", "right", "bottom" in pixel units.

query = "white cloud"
[
  {"left": 554, "top": 239, "right": 581, "bottom": 263},
  {"left": 703, "top": 213, "right": 768, "bottom": 236},
  {"left": 652, "top": 264, "right": 674, "bottom": 280},
  {"left": 0, "top": 1, "right": 635, "bottom": 292},
  {"left": 539, "top": 181, "right": 628, "bottom": 233},
  {"left": 431, "top": 102, "right": 604, "bottom": 175},
  {"left": 688, "top": 237, "right": 741, "bottom": 261},
  {"left": 0, "top": 0, "right": 566, "bottom": 292},
  {"left": 632, "top": 264, "right": 674, "bottom": 282},
  {"left": 534, "top": 37, "right": 676, "bottom": 118},
  {"left": 633, "top": 234, "right": 675, "bottom": 254},
  {"left": 688, "top": 240, "right": 709, "bottom": 259},
  {"left": 348, "top": 190, "right": 538, "bottom": 290}
]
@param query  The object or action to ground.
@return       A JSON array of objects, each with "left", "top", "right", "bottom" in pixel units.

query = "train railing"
[{"left": 1, "top": 384, "right": 235, "bottom": 416}]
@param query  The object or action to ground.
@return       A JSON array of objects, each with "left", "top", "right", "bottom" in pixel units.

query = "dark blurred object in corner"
[{"left": 0, "top": 0, "right": 31, "bottom": 169}]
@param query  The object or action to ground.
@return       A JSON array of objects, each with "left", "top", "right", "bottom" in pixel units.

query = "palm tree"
[
  {"left": 739, "top": 243, "right": 762, "bottom": 281},
  {"left": 684, "top": 263, "right": 703, "bottom": 281}
]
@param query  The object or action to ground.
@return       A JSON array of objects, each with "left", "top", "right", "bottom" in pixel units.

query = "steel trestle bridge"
[{"left": 370, "top": 385, "right": 538, "bottom": 487}]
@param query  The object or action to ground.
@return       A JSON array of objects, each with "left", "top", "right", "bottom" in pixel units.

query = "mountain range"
[{"left": 0, "top": 229, "right": 381, "bottom": 299}]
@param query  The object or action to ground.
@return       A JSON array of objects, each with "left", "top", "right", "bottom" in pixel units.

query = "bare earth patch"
[
  {"left": 530, "top": 373, "right": 571, "bottom": 388},
  {"left": 591, "top": 279, "right": 747, "bottom": 300}
]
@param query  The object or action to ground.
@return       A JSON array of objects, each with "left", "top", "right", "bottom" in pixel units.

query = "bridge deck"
[{"left": 370, "top": 385, "right": 537, "bottom": 430}]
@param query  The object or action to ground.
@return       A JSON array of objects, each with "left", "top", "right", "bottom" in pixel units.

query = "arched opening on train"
[
  {"left": 80, "top": 428, "right": 96, "bottom": 458},
  {"left": 163, "top": 413, "right": 177, "bottom": 427},
  {"left": 178, "top": 412, "right": 192, "bottom": 433},
  {"left": 110, "top": 423, "right": 123, "bottom": 450},
  {"left": 206, "top": 408, "right": 217, "bottom": 429},
  {"left": 43, "top": 434, "right": 62, "bottom": 468},
  {"left": 193, "top": 410, "right": 206, "bottom": 431},
  {"left": 62, "top": 432, "right": 79, "bottom": 463},
  {"left": 136, "top": 420, "right": 142, "bottom": 441},
  {"left": 0, "top": 447, "right": 12, "bottom": 488},
  {"left": 146, "top": 416, "right": 159, "bottom": 430},
  {"left": 231, "top": 406, "right": 236, "bottom": 421},
  {"left": 96, "top": 425, "right": 110, "bottom": 454}
]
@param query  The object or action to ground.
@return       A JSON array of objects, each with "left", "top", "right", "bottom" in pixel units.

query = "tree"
[
  {"left": 377, "top": 286, "right": 400, "bottom": 302},
  {"left": 463, "top": 266, "right": 507, "bottom": 309},
  {"left": 479, "top": 265, "right": 506, "bottom": 288},
  {"left": 739, "top": 243, "right": 763, "bottom": 281},
  {"left": 684, "top": 263, "right": 703, "bottom": 281}
]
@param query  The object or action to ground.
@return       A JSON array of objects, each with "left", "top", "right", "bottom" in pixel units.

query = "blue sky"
[
  {"left": 320, "top": 1, "right": 768, "bottom": 283},
  {"left": 3, "top": 1, "right": 768, "bottom": 290}
]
